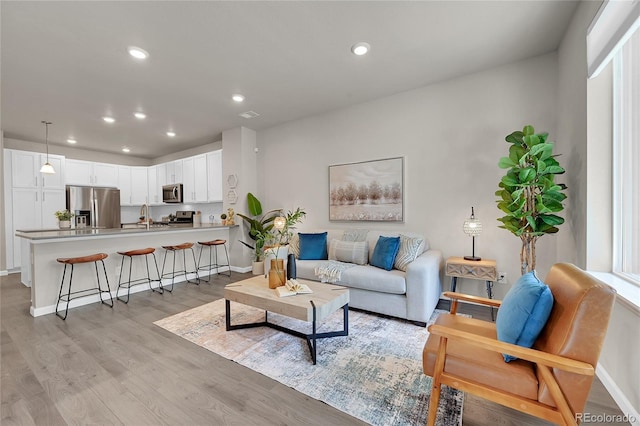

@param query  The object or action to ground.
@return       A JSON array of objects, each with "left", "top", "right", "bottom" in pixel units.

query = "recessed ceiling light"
[
  {"left": 351, "top": 42, "right": 371, "bottom": 56},
  {"left": 122, "top": 147, "right": 130, "bottom": 153},
  {"left": 67, "top": 138, "right": 77, "bottom": 144},
  {"left": 166, "top": 131, "right": 176, "bottom": 137},
  {"left": 232, "top": 94, "right": 245, "bottom": 102},
  {"left": 103, "top": 116, "right": 115, "bottom": 123},
  {"left": 134, "top": 112, "right": 146, "bottom": 119},
  {"left": 128, "top": 46, "right": 149, "bottom": 60}
]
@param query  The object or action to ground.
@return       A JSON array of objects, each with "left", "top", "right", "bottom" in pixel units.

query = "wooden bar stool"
[
  {"left": 55, "top": 253, "right": 114, "bottom": 320},
  {"left": 116, "top": 247, "right": 163, "bottom": 303},
  {"left": 160, "top": 242, "right": 200, "bottom": 292},
  {"left": 197, "top": 239, "right": 231, "bottom": 281}
]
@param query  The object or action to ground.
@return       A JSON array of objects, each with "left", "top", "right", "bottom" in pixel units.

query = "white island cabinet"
[{"left": 16, "top": 224, "right": 239, "bottom": 317}]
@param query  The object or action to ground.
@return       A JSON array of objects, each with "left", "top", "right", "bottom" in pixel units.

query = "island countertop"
[
  {"left": 16, "top": 224, "right": 241, "bottom": 317},
  {"left": 16, "top": 224, "right": 238, "bottom": 242}
]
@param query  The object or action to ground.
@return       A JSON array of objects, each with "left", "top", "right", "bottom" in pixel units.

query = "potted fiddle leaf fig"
[
  {"left": 238, "top": 193, "right": 281, "bottom": 275},
  {"left": 496, "top": 125, "right": 567, "bottom": 275}
]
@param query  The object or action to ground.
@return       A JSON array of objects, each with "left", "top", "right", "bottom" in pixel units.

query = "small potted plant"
[
  {"left": 54, "top": 210, "right": 75, "bottom": 229},
  {"left": 220, "top": 213, "right": 227, "bottom": 225}
]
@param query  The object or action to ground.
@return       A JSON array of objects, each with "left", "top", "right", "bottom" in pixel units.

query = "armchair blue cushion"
[{"left": 496, "top": 271, "right": 554, "bottom": 362}]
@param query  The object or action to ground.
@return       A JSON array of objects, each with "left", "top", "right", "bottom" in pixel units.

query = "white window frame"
[{"left": 612, "top": 30, "right": 640, "bottom": 286}]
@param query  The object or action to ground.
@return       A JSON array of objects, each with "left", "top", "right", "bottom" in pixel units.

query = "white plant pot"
[
  {"left": 252, "top": 261, "right": 264, "bottom": 275},
  {"left": 58, "top": 220, "right": 71, "bottom": 229}
]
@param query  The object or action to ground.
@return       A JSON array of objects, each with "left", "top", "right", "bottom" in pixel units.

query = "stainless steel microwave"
[{"left": 162, "top": 184, "right": 183, "bottom": 203}]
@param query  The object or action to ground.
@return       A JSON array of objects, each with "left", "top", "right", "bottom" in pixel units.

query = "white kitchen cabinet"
[
  {"left": 66, "top": 159, "right": 118, "bottom": 186},
  {"left": 118, "top": 166, "right": 148, "bottom": 206},
  {"left": 182, "top": 154, "right": 208, "bottom": 203},
  {"left": 165, "top": 160, "right": 183, "bottom": 184},
  {"left": 92, "top": 162, "right": 119, "bottom": 187},
  {"left": 130, "top": 167, "right": 149, "bottom": 205},
  {"left": 118, "top": 166, "right": 132, "bottom": 205},
  {"left": 148, "top": 165, "right": 161, "bottom": 205},
  {"left": 12, "top": 150, "right": 65, "bottom": 189},
  {"left": 7, "top": 149, "right": 66, "bottom": 269},
  {"left": 207, "top": 150, "right": 223, "bottom": 202}
]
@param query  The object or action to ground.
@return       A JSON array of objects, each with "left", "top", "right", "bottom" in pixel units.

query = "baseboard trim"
[{"left": 596, "top": 363, "right": 640, "bottom": 426}]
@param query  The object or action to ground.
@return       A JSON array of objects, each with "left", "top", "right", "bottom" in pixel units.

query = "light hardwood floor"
[{"left": 1, "top": 272, "right": 627, "bottom": 425}]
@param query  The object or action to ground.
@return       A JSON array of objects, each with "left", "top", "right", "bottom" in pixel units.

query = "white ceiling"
[{"left": 1, "top": 1, "right": 579, "bottom": 159}]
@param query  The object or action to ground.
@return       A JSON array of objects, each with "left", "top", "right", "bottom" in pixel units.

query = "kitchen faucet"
[{"left": 140, "top": 204, "right": 150, "bottom": 230}]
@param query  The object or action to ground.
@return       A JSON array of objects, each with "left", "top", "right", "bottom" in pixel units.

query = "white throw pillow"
[
  {"left": 394, "top": 234, "right": 424, "bottom": 271},
  {"left": 328, "top": 239, "right": 369, "bottom": 265}
]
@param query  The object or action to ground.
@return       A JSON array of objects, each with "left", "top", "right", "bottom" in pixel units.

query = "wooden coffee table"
[{"left": 224, "top": 276, "right": 349, "bottom": 364}]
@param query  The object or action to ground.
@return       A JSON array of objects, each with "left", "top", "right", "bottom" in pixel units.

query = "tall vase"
[
  {"left": 268, "top": 259, "right": 285, "bottom": 288},
  {"left": 287, "top": 253, "right": 297, "bottom": 280}
]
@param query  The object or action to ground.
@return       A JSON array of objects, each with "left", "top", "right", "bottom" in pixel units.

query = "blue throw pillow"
[
  {"left": 298, "top": 232, "right": 328, "bottom": 260},
  {"left": 496, "top": 271, "right": 554, "bottom": 362},
  {"left": 370, "top": 236, "right": 401, "bottom": 271}
]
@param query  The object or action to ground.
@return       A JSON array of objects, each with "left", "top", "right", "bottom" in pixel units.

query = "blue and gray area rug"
[{"left": 155, "top": 300, "right": 463, "bottom": 425}]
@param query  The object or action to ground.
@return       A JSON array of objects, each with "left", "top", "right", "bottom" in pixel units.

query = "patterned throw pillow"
[
  {"left": 288, "top": 233, "right": 300, "bottom": 258},
  {"left": 394, "top": 234, "right": 424, "bottom": 271},
  {"left": 328, "top": 239, "right": 369, "bottom": 265},
  {"left": 341, "top": 229, "right": 369, "bottom": 242}
]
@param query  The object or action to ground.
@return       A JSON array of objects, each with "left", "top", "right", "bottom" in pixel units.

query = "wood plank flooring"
[{"left": 1, "top": 272, "right": 627, "bottom": 425}]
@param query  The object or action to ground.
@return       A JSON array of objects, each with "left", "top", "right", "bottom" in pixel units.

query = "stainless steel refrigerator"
[{"left": 66, "top": 186, "right": 121, "bottom": 229}]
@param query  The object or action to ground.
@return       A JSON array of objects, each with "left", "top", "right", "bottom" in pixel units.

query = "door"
[{"left": 93, "top": 188, "right": 121, "bottom": 228}]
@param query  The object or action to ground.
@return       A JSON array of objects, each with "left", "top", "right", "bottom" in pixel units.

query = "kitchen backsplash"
[{"left": 120, "top": 202, "right": 224, "bottom": 224}]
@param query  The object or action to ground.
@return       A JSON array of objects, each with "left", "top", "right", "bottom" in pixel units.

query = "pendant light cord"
[{"left": 41, "top": 120, "right": 52, "bottom": 161}]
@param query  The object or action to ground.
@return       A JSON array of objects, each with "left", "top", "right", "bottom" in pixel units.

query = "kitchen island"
[{"left": 16, "top": 224, "right": 239, "bottom": 317}]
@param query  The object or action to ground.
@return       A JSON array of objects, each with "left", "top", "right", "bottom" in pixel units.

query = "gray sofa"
[{"left": 292, "top": 230, "right": 443, "bottom": 326}]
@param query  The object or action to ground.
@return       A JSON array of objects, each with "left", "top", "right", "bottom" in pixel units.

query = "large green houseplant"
[
  {"left": 496, "top": 125, "right": 567, "bottom": 275},
  {"left": 238, "top": 192, "right": 281, "bottom": 263}
]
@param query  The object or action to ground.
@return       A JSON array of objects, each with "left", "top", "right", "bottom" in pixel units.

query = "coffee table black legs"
[{"left": 225, "top": 299, "right": 349, "bottom": 365}]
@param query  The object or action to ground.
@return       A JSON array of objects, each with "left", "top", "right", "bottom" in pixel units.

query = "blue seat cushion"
[
  {"left": 370, "top": 236, "right": 401, "bottom": 271},
  {"left": 298, "top": 232, "right": 328, "bottom": 260},
  {"left": 496, "top": 271, "right": 554, "bottom": 362}
]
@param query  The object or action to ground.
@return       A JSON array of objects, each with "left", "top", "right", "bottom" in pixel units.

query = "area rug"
[{"left": 154, "top": 299, "right": 463, "bottom": 425}]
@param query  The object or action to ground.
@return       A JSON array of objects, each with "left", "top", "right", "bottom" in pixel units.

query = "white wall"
[
  {"left": 557, "top": 0, "right": 639, "bottom": 420},
  {"left": 255, "top": 52, "right": 559, "bottom": 299}
]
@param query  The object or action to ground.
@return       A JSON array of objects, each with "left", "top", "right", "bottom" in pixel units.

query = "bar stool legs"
[
  {"left": 161, "top": 242, "right": 200, "bottom": 292},
  {"left": 55, "top": 253, "right": 113, "bottom": 320},
  {"left": 197, "top": 239, "right": 231, "bottom": 282},
  {"left": 116, "top": 248, "right": 163, "bottom": 303}
]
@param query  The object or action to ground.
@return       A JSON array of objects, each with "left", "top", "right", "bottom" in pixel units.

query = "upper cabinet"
[
  {"left": 164, "top": 160, "right": 183, "bottom": 185},
  {"left": 118, "top": 166, "right": 148, "bottom": 206},
  {"left": 148, "top": 165, "right": 161, "bottom": 205},
  {"left": 12, "top": 150, "right": 65, "bottom": 190},
  {"left": 182, "top": 154, "right": 208, "bottom": 203},
  {"left": 207, "top": 151, "right": 223, "bottom": 202},
  {"left": 66, "top": 159, "right": 118, "bottom": 187}
]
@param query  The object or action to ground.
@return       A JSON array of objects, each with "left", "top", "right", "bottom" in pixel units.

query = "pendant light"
[{"left": 40, "top": 120, "right": 55, "bottom": 174}]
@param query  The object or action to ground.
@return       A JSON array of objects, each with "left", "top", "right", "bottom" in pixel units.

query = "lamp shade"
[
  {"left": 463, "top": 206, "right": 482, "bottom": 236},
  {"left": 40, "top": 162, "right": 56, "bottom": 174},
  {"left": 273, "top": 216, "right": 286, "bottom": 230}
]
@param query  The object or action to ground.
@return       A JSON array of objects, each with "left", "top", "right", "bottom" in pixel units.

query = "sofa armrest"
[{"left": 405, "top": 249, "right": 443, "bottom": 323}]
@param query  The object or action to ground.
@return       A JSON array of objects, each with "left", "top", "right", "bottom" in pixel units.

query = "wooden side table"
[{"left": 445, "top": 256, "right": 498, "bottom": 320}]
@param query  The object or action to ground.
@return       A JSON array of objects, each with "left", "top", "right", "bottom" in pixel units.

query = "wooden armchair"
[{"left": 423, "top": 263, "right": 616, "bottom": 426}]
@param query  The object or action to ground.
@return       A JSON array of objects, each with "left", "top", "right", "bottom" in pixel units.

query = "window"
[{"left": 613, "top": 29, "right": 640, "bottom": 285}]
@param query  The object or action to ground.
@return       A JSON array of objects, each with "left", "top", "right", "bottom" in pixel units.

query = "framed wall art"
[{"left": 329, "top": 157, "right": 404, "bottom": 222}]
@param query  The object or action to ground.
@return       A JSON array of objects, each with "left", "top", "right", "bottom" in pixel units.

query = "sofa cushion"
[
  {"left": 296, "top": 260, "right": 407, "bottom": 295},
  {"left": 288, "top": 233, "right": 300, "bottom": 258},
  {"left": 496, "top": 271, "right": 554, "bottom": 362},
  {"left": 328, "top": 239, "right": 368, "bottom": 265},
  {"left": 370, "top": 236, "right": 401, "bottom": 271},
  {"left": 394, "top": 234, "right": 424, "bottom": 271},
  {"left": 298, "top": 232, "right": 328, "bottom": 260}
]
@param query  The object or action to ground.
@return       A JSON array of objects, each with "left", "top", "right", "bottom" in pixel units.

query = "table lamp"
[{"left": 463, "top": 206, "right": 482, "bottom": 261}]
